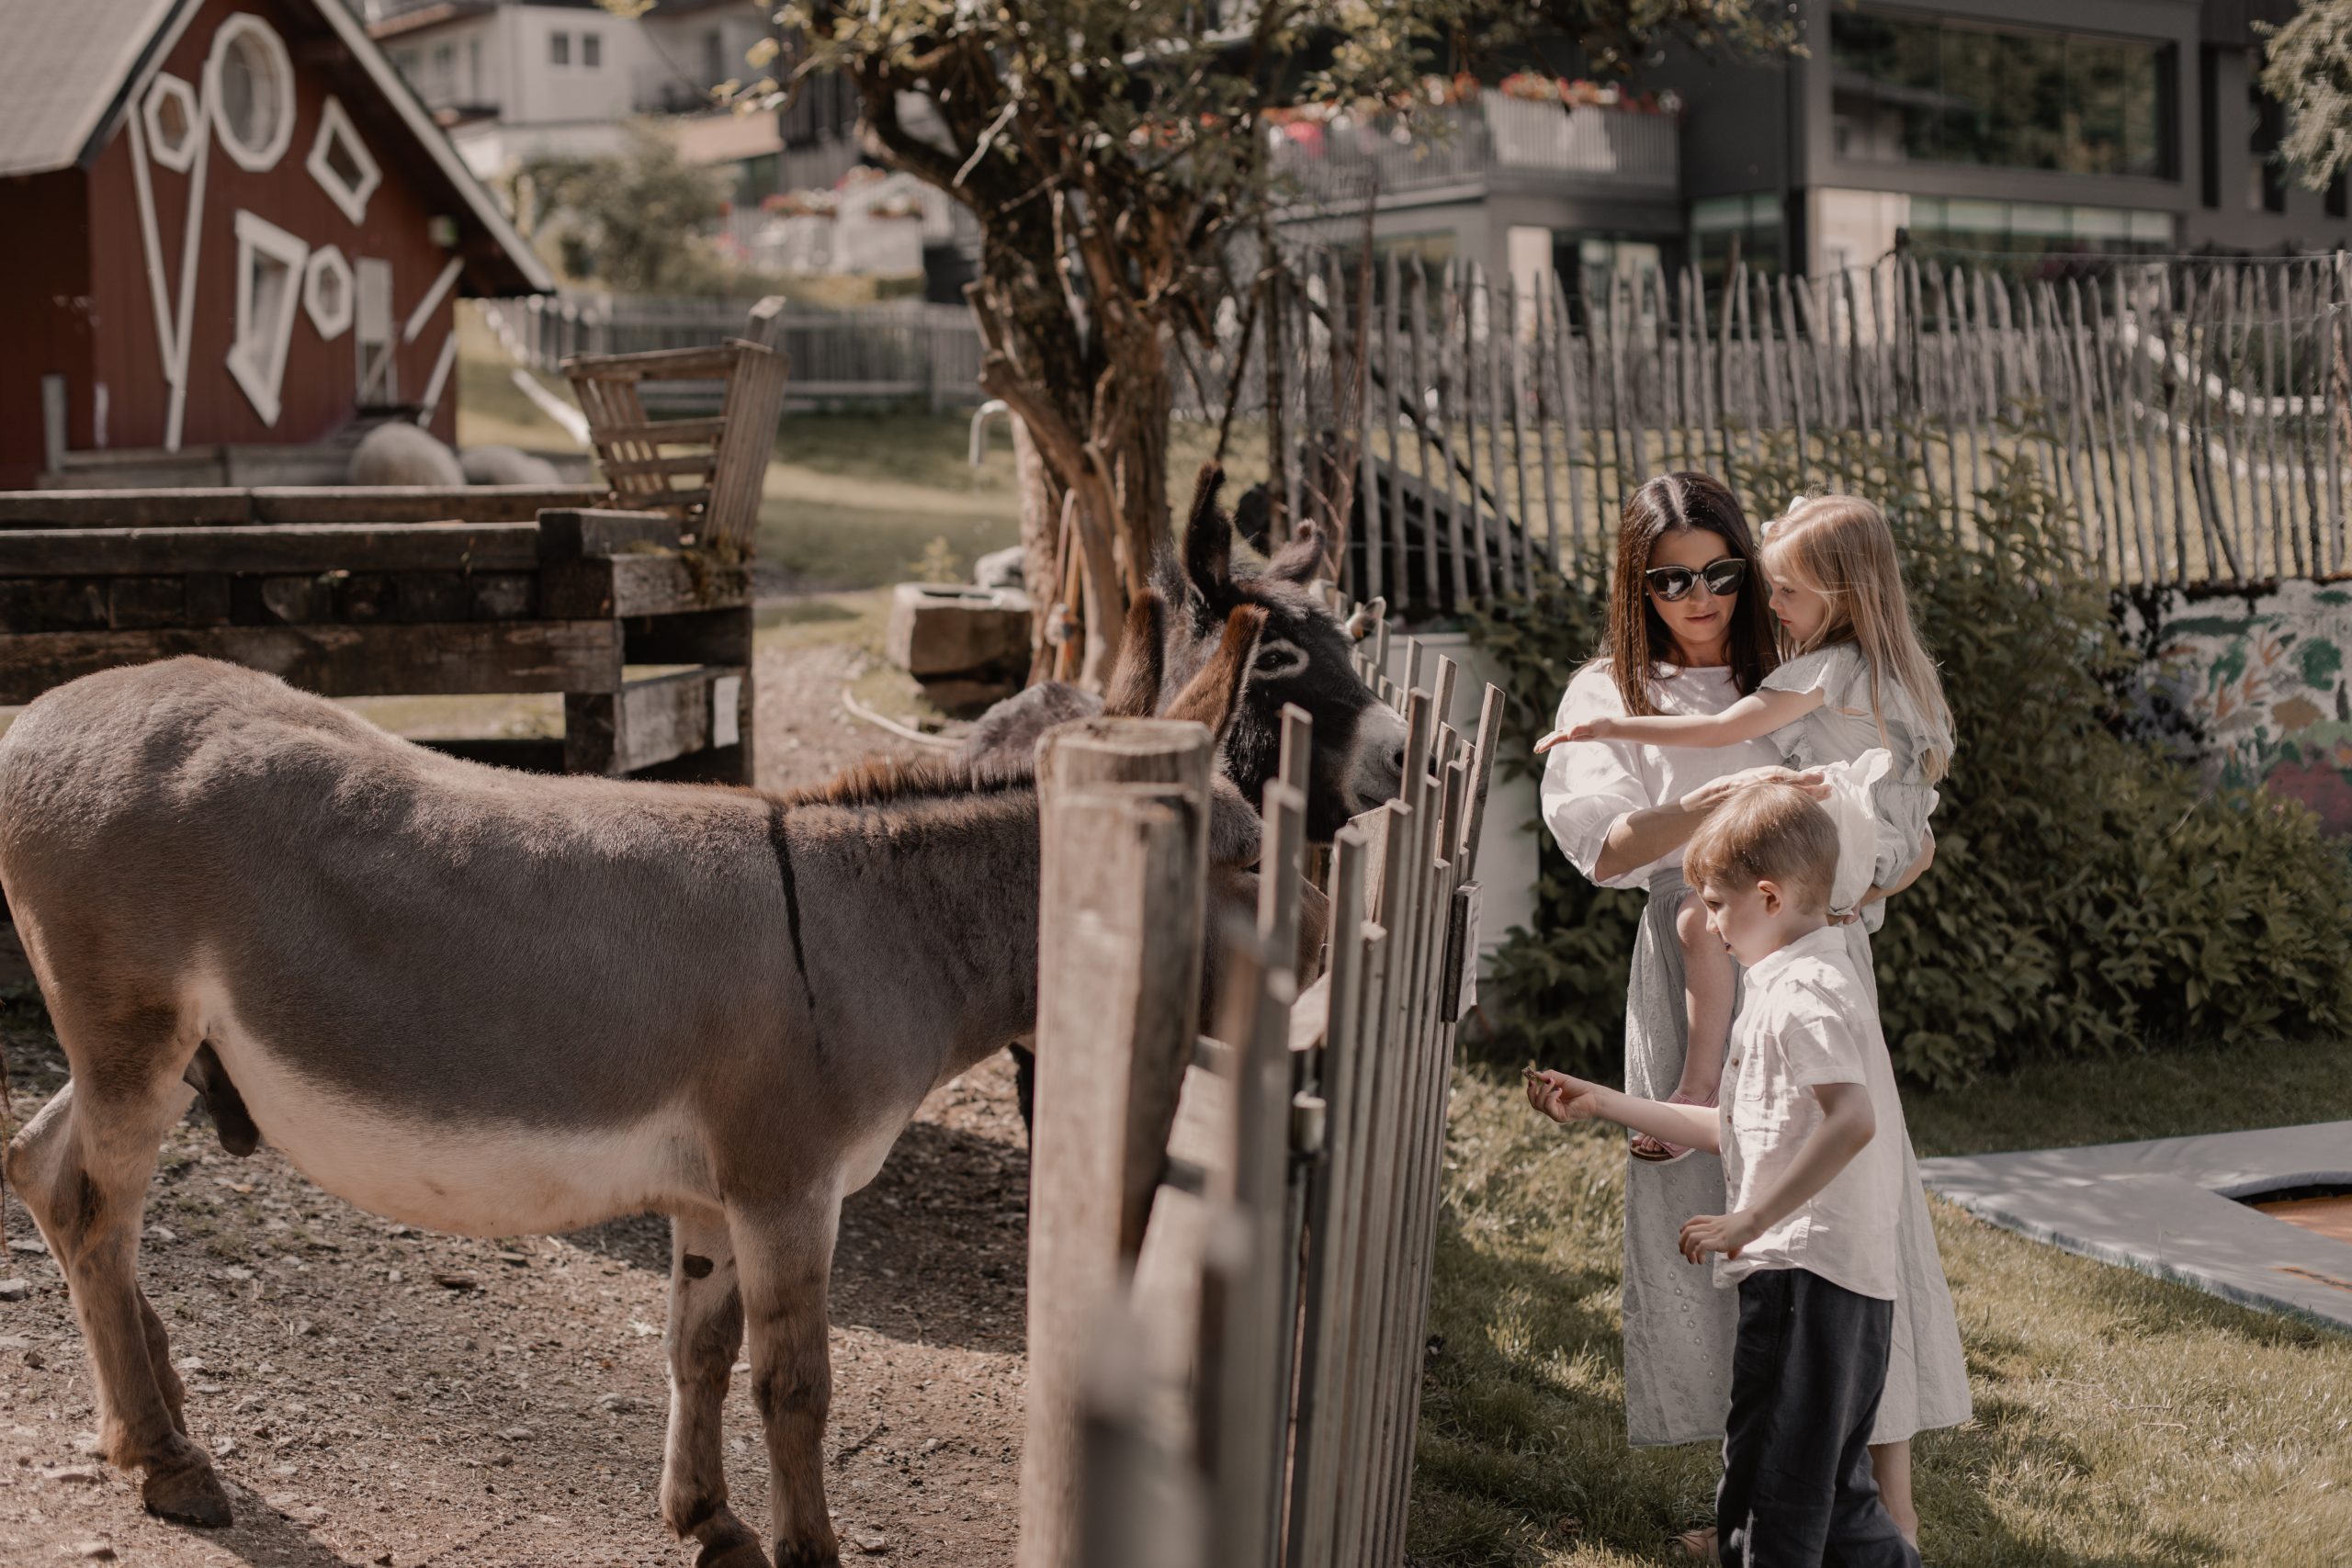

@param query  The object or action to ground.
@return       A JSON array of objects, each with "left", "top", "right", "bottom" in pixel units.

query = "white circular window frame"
[
  {"left": 304, "top": 245, "right": 354, "bottom": 340},
  {"left": 142, "top": 73, "right": 203, "bottom": 174},
  {"left": 207, "top": 14, "right": 296, "bottom": 174}
]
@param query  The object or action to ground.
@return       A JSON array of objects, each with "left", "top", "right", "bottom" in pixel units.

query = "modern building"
[
  {"left": 1284, "top": 0, "right": 2347, "bottom": 299},
  {"left": 1666, "top": 0, "right": 2344, "bottom": 277}
]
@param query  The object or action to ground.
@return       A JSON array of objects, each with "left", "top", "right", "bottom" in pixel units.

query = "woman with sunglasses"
[{"left": 1533, "top": 473, "right": 1967, "bottom": 1556}]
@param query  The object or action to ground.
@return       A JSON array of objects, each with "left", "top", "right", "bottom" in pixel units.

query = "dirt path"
[{"left": 0, "top": 631, "right": 1029, "bottom": 1568}]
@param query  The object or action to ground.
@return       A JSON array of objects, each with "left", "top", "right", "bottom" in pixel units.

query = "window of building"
[
  {"left": 2329, "top": 173, "right": 2348, "bottom": 220},
  {"left": 703, "top": 28, "right": 724, "bottom": 85},
  {"left": 1904, "top": 196, "right": 2173, "bottom": 259},
  {"left": 582, "top": 32, "right": 601, "bottom": 70},
  {"left": 432, "top": 43, "right": 453, "bottom": 98},
  {"left": 469, "top": 39, "right": 482, "bottom": 101},
  {"left": 1830, "top": 10, "right": 2176, "bottom": 179},
  {"left": 210, "top": 14, "right": 297, "bottom": 173},
  {"left": 1691, "top": 193, "right": 1785, "bottom": 292},
  {"left": 549, "top": 31, "right": 571, "bottom": 67},
  {"left": 2249, "top": 76, "right": 2286, "bottom": 213}
]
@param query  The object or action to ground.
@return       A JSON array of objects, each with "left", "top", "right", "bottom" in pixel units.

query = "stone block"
[{"left": 884, "top": 582, "right": 1032, "bottom": 678}]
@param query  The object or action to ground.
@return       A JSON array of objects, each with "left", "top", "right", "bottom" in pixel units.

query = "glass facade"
[
  {"left": 1831, "top": 11, "right": 2176, "bottom": 179},
  {"left": 1904, "top": 196, "right": 2173, "bottom": 257},
  {"left": 1692, "top": 194, "right": 1785, "bottom": 290}
]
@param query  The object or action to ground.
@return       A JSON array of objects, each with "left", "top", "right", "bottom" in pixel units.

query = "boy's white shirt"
[{"left": 1713, "top": 923, "right": 1908, "bottom": 1301}]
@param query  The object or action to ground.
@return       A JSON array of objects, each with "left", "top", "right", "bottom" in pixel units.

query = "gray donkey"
[
  {"left": 962, "top": 462, "right": 1406, "bottom": 842},
  {"left": 0, "top": 611, "right": 1265, "bottom": 1567}
]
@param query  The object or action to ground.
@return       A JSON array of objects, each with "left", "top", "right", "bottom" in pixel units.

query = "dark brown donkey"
[{"left": 0, "top": 622, "right": 1261, "bottom": 1566}]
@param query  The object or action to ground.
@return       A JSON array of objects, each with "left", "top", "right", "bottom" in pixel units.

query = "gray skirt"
[{"left": 1620, "top": 869, "right": 1973, "bottom": 1448}]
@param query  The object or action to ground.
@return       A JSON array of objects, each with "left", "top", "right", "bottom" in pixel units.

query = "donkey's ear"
[
  {"left": 1184, "top": 462, "right": 1232, "bottom": 598},
  {"left": 1163, "top": 603, "right": 1268, "bottom": 746},
  {"left": 1101, "top": 588, "right": 1167, "bottom": 718},
  {"left": 1265, "top": 518, "right": 1329, "bottom": 586}
]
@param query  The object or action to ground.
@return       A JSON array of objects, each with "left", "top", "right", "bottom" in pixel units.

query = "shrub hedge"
[{"left": 1468, "top": 433, "right": 2352, "bottom": 1088}]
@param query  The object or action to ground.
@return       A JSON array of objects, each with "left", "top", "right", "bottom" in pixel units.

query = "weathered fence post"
[{"left": 1021, "top": 716, "right": 1216, "bottom": 1568}]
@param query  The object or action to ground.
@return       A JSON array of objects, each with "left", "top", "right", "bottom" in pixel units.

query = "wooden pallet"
[
  {"left": 0, "top": 490, "right": 752, "bottom": 784},
  {"left": 565, "top": 324, "right": 789, "bottom": 554}
]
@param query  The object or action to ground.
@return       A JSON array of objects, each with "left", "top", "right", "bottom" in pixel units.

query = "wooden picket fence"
[
  {"left": 1016, "top": 619, "right": 1501, "bottom": 1568},
  {"left": 1186, "top": 247, "right": 2352, "bottom": 603}
]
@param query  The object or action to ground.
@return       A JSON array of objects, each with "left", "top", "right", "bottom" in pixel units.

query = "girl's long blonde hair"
[{"left": 1760, "top": 494, "right": 1953, "bottom": 781}]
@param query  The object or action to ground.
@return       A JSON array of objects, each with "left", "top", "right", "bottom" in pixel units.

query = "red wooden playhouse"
[{"left": 0, "top": 0, "right": 552, "bottom": 488}]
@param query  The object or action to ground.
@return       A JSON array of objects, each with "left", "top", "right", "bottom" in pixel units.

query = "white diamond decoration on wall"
[
  {"left": 227, "top": 209, "right": 311, "bottom": 425},
  {"left": 306, "top": 97, "right": 381, "bottom": 226},
  {"left": 304, "top": 245, "right": 355, "bottom": 340},
  {"left": 142, "top": 73, "right": 202, "bottom": 174}
]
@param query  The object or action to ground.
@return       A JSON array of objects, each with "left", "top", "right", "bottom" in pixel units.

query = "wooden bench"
[{"left": 0, "top": 486, "right": 753, "bottom": 784}]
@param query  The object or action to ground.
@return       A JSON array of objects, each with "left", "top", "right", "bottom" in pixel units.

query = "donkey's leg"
[
  {"left": 660, "top": 1205, "right": 765, "bottom": 1568},
  {"left": 137, "top": 1288, "right": 190, "bottom": 1436},
  {"left": 732, "top": 1190, "right": 843, "bottom": 1568},
  {"left": 4, "top": 1070, "right": 230, "bottom": 1525}
]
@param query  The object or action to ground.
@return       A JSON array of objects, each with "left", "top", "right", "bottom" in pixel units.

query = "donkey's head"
[{"left": 1144, "top": 464, "right": 1407, "bottom": 840}]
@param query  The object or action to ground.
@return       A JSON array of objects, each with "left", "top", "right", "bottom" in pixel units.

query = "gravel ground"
[{"left": 0, "top": 629, "right": 1027, "bottom": 1568}]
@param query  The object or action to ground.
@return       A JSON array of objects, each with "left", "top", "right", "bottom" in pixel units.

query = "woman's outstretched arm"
[{"left": 1536, "top": 688, "right": 1823, "bottom": 752}]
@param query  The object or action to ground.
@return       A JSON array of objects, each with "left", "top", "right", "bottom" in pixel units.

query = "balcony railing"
[{"left": 1273, "top": 90, "right": 1679, "bottom": 203}]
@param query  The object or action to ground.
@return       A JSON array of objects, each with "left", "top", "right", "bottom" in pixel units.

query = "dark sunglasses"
[{"left": 1644, "top": 558, "right": 1747, "bottom": 603}]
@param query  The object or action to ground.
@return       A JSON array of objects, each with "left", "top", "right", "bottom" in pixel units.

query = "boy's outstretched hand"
[
  {"left": 1679, "top": 1209, "right": 1763, "bottom": 1265},
  {"left": 1524, "top": 1066, "right": 1604, "bottom": 1124}
]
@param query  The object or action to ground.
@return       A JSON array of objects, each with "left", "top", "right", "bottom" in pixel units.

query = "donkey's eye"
[{"left": 1252, "top": 638, "right": 1306, "bottom": 679}]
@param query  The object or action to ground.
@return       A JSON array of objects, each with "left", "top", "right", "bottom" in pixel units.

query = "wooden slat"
[
  {"left": 563, "top": 344, "right": 744, "bottom": 380},
  {"left": 582, "top": 417, "right": 729, "bottom": 446},
  {"left": 249, "top": 486, "right": 602, "bottom": 524},
  {"left": 537, "top": 550, "right": 751, "bottom": 619},
  {"left": 535, "top": 509, "right": 685, "bottom": 560},
  {"left": 560, "top": 663, "right": 748, "bottom": 775},
  {"left": 0, "top": 522, "right": 543, "bottom": 578},
  {"left": 0, "top": 620, "right": 622, "bottom": 705},
  {"left": 0, "top": 489, "right": 254, "bottom": 526},
  {"left": 597, "top": 453, "right": 718, "bottom": 481}
]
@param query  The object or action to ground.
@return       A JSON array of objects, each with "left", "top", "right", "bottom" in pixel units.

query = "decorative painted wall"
[{"left": 2122, "top": 579, "right": 2352, "bottom": 833}]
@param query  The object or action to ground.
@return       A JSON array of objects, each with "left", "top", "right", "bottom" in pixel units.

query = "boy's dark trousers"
[{"left": 1716, "top": 1267, "right": 1921, "bottom": 1568}]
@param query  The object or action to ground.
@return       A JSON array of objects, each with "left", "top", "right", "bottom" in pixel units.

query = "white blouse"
[{"left": 1538, "top": 660, "right": 1784, "bottom": 889}]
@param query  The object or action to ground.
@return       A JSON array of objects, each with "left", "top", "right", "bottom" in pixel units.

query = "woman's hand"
[
  {"left": 1525, "top": 1067, "right": 1606, "bottom": 1124},
  {"left": 1677, "top": 764, "right": 1827, "bottom": 816},
  {"left": 1533, "top": 719, "right": 1619, "bottom": 753},
  {"left": 1679, "top": 1208, "right": 1763, "bottom": 1264}
]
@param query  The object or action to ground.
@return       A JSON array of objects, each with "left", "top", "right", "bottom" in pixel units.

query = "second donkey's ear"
[
  {"left": 1101, "top": 588, "right": 1167, "bottom": 718},
  {"left": 1185, "top": 462, "right": 1232, "bottom": 603},
  {"left": 1163, "top": 604, "right": 1268, "bottom": 746},
  {"left": 1265, "top": 518, "right": 1329, "bottom": 586}
]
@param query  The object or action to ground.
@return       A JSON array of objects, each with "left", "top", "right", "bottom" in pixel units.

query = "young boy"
[{"left": 1527, "top": 782, "right": 1920, "bottom": 1568}]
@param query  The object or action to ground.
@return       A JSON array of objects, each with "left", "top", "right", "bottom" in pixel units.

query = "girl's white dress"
[
  {"left": 1540, "top": 659, "right": 1972, "bottom": 1448},
  {"left": 1761, "top": 643, "right": 1951, "bottom": 929}
]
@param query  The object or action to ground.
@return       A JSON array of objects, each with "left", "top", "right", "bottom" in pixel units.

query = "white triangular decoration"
[{"left": 226, "top": 209, "right": 310, "bottom": 426}]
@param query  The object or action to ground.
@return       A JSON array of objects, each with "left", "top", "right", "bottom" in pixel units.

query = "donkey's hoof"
[
  {"left": 142, "top": 1459, "right": 232, "bottom": 1527},
  {"left": 774, "top": 1540, "right": 841, "bottom": 1568},
  {"left": 695, "top": 1517, "right": 771, "bottom": 1568}
]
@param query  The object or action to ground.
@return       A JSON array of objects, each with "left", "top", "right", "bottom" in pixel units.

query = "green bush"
[{"left": 1469, "top": 431, "right": 2352, "bottom": 1088}]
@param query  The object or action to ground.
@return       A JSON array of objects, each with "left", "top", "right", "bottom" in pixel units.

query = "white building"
[{"left": 360, "top": 0, "right": 778, "bottom": 195}]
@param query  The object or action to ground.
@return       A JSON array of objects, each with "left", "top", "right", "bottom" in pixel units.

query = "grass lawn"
[{"left": 1413, "top": 1036, "right": 2352, "bottom": 1566}]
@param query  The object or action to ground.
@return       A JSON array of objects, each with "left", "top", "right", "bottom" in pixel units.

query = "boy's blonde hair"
[
  {"left": 1761, "top": 494, "right": 1954, "bottom": 782},
  {"left": 1683, "top": 783, "right": 1840, "bottom": 913}
]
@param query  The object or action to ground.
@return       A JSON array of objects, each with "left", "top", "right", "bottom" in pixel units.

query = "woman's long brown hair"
[{"left": 1606, "top": 471, "right": 1778, "bottom": 716}]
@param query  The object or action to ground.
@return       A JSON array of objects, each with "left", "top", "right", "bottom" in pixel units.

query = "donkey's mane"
[{"left": 772, "top": 754, "right": 1035, "bottom": 812}]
